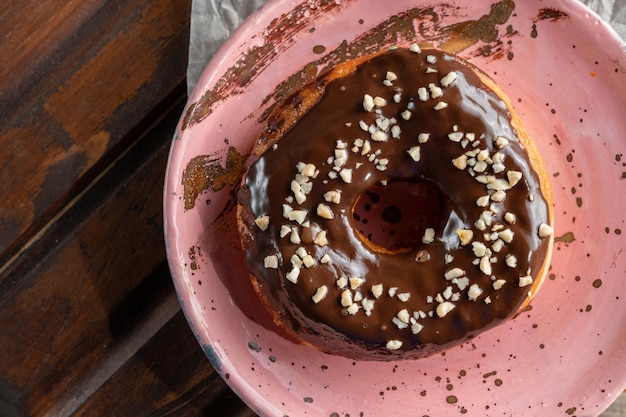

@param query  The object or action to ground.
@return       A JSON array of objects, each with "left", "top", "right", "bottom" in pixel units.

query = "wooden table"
[{"left": 0, "top": 0, "right": 254, "bottom": 415}]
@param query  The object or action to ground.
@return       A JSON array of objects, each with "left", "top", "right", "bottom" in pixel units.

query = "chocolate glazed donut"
[{"left": 236, "top": 46, "right": 554, "bottom": 360}]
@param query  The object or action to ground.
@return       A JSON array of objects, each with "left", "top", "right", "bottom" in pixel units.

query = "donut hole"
[{"left": 352, "top": 180, "right": 445, "bottom": 253}]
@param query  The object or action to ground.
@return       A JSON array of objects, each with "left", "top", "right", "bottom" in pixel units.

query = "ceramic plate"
[{"left": 164, "top": 0, "right": 626, "bottom": 415}]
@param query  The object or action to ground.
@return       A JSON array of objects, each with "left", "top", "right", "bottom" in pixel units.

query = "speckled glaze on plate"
[{"left": 164, "top": 0, "right": 626, "bottom": 416}]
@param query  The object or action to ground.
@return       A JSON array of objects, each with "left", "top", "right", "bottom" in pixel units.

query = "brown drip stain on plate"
[
  {"left": 181, "top": 146, "right": 244, "bottom": 210},
  {"left": 181, "top": 0, "right": 358, "bottom": 130}
]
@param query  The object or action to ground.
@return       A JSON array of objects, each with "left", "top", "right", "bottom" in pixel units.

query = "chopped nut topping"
[
  {"left": 434, "top": 101, "right": 448, "bottom": 110},
  {"left": 476, "top": 195, "right": 490, "bottom": 207},
  {"left": 455, "top": 277, "right": 470, "bottom": 291},
  {"left": 426, "top": 55, "right": 437, "bottom": 64},
  {"left": 320, "top": 254, "right": 331, "bottom": 264},
  {"left": 491, "top": 239, "right": 504, "bottom": 253},
  {"left": 496, "top": 136, "right": 509, "bottom": 148},
  {"left": 401, "top": 110, "right": 412, "bottom": 120},
  {"left": 428, "top": 83, "right": 443, "bottom": 98},
  {"left": 407, "top": 146, "right": 421, "bottom": 162},
  {"left": 290, "top": 227, "right": 301, "bottom": 244},
  {"left": 336, "top": 276, "right": 348, "bottom": 289},
  {"left": 340, "top": 289, "right": 353, "bottom": 307},
  {"left": 456, "top": 228, "right": 474, "bottom": 245},
  {"left": 363, "top": 94, "right": 375, "bottom": 112},
  {"left": 362, "top": 298, "right": 375, "bottom": 316},
  {"left": 371, "top": 130, "right": 389, "bottom": 142},
  {"left": 491, "top": 190, "right": 506, "bottom": 202},
  {"left": 397, "top": 292, "right": 411, "bottom": 302},
  {"left": 507, "top": 170, "right": 523, "bottom": 187},
  {"left": 418, "top": 87, "right": 429, "bottom": 101},
  {"left": 479, "top": 256, "right": 492, "bottom": 275},
  {"left": 519, "top": 275, "right": 533, "bottom": 287},
  {"left": 411, "top": 322, "right": 424, "bottom": 334},
  {"left": 418, "top": 133, "right": 430, "bottom": 143},
  {"left": 264, "top": 255, "right": 279, "bottom": 269},
  {"left": 339, "top": 168, "right": 353, "bottom": 183},
  {"left": 448, "top": 132, "right": 464, "bottom": 142},
  {"left": 436, "top": 301, "right": 456, "bottom": 318},
  {"left": 468, "top": 283, "right": 483, "bottom": 301},
  {"left": 440, "top": 71, "right": 458, "bottom": 87},
  {"left": 302, "top": 254, "right": 315, "bottom": 268},
  {"left": 499, "top": 228, "right": 514, "bottom": 243},
  {"left": 504, "top": 212, "right": 517, "bottom": 224},
  {"left": 314, "top": 230, "right": 328, "bottom": 247},
  {"left": 279, "top": 225, "right": 291, "bottom": 238},
  {"left": 409, "top": 43, "right": 422, "bottom": 53},
  {"left": 373, "top": 96, "right": 387, "bottom": 107},
  {"left": 287, "top": 209, "right": 307, "bottom": 224},
  {"left": 316, "top": 203, "right": 334, "bottom": 220},
  {"left": 312, "top": 285, "right": 328, "bottom": 303},
  {"left": 254, "top": 215, "right": 270, "bottom": 231},
  {"left": 538, "top": 223, "right": 554, "bottom": 238},
  {"left": 349, "top": 276, "right": 365, "bottom": 290},
  {"left": 397, "top": 308, "right": 410, "bottom": 324},
  {"left": 422, "top": 228, "right": 435, "bottom": 244},
  {"left": 346, "top": 303, "right": 359, "bottom": 315},
  {"left": 453, "top": 154, "right": 468, "bottom": 170},
  {"left": 323, "top": 190, "right": 341, "bottom": 204},
  {"left": 391, "top": 317, "right": 409, "bottom": 330},
  {"left": 493, "top": 279, "right": 506, "bottom": 290},
  {"left": 445, "top": 267, "right": 465, "bottom": 280},
  {"left": 371, "top": 283, "right": 383, "bottom": 298},
  {"left": 505, "top": 254, "right": 518, "bottom": 268},
  {"left": 386, "top": 340, "right": 403, "bottom": 350},
  {"left": 472, "top": 241, "right": 487, "bottom": 257},
  {"left": 286, "top": 266, "right": 300, "bottom": 283}
]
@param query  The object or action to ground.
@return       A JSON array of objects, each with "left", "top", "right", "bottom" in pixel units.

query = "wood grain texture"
[
  {"left": 0, "top": 0, "right": 258, "bottom": 415},
  {"left": 0, "top": 0, "right": 190, "bottom": 265}
]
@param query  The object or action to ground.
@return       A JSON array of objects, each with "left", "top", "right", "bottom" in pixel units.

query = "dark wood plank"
[
  {"left": 70, "top": 311, "right": 254, "bottom": 417},
  {"left": 0, "top": 0, "right": 191, "bottom": 264},
  {"left": 0, "top": 95, "right": 188, "bottom": 416}
]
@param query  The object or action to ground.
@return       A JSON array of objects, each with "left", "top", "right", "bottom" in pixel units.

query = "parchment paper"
[{"left": 185, "top": 0, "right": 625, "bottom": 415}]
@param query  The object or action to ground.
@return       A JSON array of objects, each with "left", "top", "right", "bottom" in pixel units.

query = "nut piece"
[
  {"left": 538, "top": 223, "right": 554, "bottom": 238},
  {"left": 264, "top": 255, "right": 279, "bottom": 269},
  {"left": 371, "top": 283, "right": 384, "bottom": 298},
  {"left": 254, "top": 215, "right": 270, "bottom": 231},
  {"left": 407, "top": 146, "right": 421, "bottom": 162},
  {"left": 422, "top": 228, "right": 435, "bottom": 244},
  {"left": 445, "top": 268, "right": 465, "bottom": 280},
  {"left": 316, "top": 203, "right": 334, "bottom": 220},
  {"left": 456, "top": 228, "right": 474, "bottom": 245},
  {"left": 468, "top": 284, "right": 483, "bottom": 301},
  {"left": 286, "top": 266, "right": 300, "bottom": 283},
  {"left": 436, "top": 301, "right": 456, "bottom": 318},
  {"left": 324, "top": 190, "right": 342, "bottom": 204},
  {"left": 386, "top": 340, "right": 403, "bottom": 350},
  {"left": 519, "top": 275, "right": 533, "bottom": 287},
  {"left": 312, "top": 285, "right": 328, "bottom": 303}
]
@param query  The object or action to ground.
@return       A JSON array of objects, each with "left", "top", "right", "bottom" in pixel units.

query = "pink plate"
[{"left": 164, "top": 0, "right": 626, "bottom": 416}]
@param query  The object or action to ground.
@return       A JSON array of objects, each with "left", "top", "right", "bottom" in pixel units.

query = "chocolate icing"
[{"left": 237, "top": 48, "right": 551, "bottom": 360}]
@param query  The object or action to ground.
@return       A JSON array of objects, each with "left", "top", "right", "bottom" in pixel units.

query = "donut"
[{"left": 236, "top": 46, "right": 554, "bottom": 360}]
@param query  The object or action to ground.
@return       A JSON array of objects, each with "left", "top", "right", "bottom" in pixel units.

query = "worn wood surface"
[{"left": 0, "top": 0, "right": 255, "bottom": 415}]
